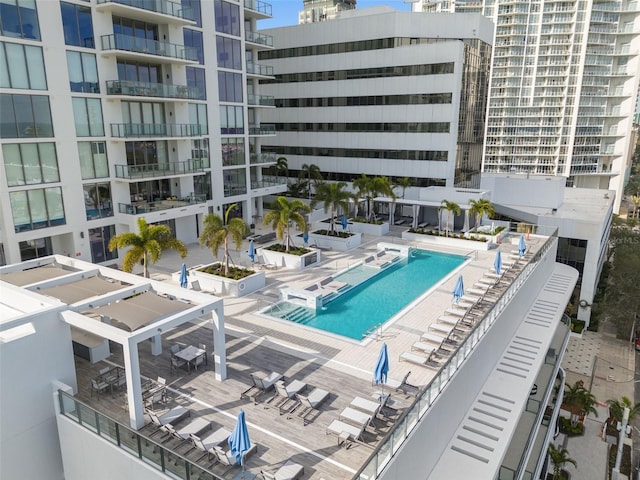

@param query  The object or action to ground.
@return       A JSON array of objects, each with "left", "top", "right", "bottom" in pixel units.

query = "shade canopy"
[
  {"left": 373, "top": 343, "right": 389, "bottom": 385},
  {"left": 1, "top": 264, "right": 76, "bottom": 287},
  {"left": 39, "top": 276, "right": 126, "bottom": 304},
  {"left": 452, "top": 275, "right": 464, "bottom": 304},
  {"left": 494, "top": 251, "right": 502, "bottom": 276},
  {"left": 228, "top": 410, "right": 251, "bottom": 466}
]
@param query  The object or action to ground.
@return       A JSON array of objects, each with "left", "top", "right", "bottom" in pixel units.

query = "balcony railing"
[
  {"left": 115, "top": 159, "right": 208, "bottom": 179},
  {"left": 248, "top": 124, "right": 276, "bottom": 136},
  {"left": 245, "top": 30, "right": 273, "bottom": 47},
  {"left": 110, "top": 123, "right": 205, "bottom": 138},
  {"left": 247, "top": 93, "right": 275, "bottom": 107},
  {"left": 244, "top": 0, "right": 272, "bottom": 16},
  {"left": 118, "top": 194, "right": 207, "bottom": 215},
  {"left": 251, "top": 175, "right": 288, "bottom": 189},
  {"left": 246, "top": 61, "right": 274, "bottom": 77},
  {"left": 96, "top": 0, "right": 194, "bottom": 21},
  {"left": 352, "top": 227, "right": 559, "bottom": 480},
  {"left": 249, "top": 152, "right": 276, "bottom": 164},
  {"left": 57, "top": 390, "right": 223, "bottom": 480},
  {"left": 101, "top": 34, "right": 198, "bottom": 62},
  {"left": 223, "top": 184, "right": 247, "bottom": 197},
  {"left": 106, "top": 80, "right": 200, "bottom": 99}
]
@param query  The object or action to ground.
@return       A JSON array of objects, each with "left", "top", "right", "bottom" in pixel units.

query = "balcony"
[
  {"left": 247, "top": 93, "right": 275, "bottom": 107},
  {"left": 101, "top": 34, "right": 198, "bottom": 63},
  {"left": 248, "top": 124, "right": 276, "bottom": 136},
  {"left": 250, "top": 175, "right": 288, "bottom": 191},
  {"left": 244, "top": 0, "right": 272, "bottom": 19},
  {"left": 223, "top": 184, "right": 247, "bottom": 197},
  {"left": 95, "top": 0, "right": 195, "bottom": 25},
  {"left": 106, "top": 80, "right": 200, "bottom": 100},
  {"left": 110, "top": 123, "right": 205, "bottom": 138},
  {"left": 250, "top": 152, "right": 276, "bottom": 165},
  {"left": 245, "top": 30, "right": 273, "bottom": 48},
  {"left": 114, "top": 159, "right": 208, "bottom": 180},
  {"left": 118, "top": 194, "right": 207, "bottom": 215},
  {"left": 246, "top": 61, "right": 274, "bottom": 78}
]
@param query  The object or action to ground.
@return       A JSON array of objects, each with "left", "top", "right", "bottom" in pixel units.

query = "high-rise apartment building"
[
  {"left": 260, "top": 8, "right": 494, "bottom": 189},
  {"left": 298, "top": 0, "right": 356, "bottom": 24},
  {"left": 0, "top": 0, "right": 286, "bottom": 266},
  {"left": 411, "top": 0, "right": 640, "bottom": 213}
]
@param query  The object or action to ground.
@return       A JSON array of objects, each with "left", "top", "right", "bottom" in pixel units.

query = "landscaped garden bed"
[
  {"left": 309, "top": 230, "right": 361, "bottom": 251},
  {"left": 186, "top": 263, "right": 265, "bottom": 297},
  {"left": 402, "top": 229, "right": 491, "bottom": 251}
]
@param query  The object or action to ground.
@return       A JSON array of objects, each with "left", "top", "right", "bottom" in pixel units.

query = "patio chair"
[
  {"left": 399, "top": 351, "right": 433, "bottom": 367},
  {"left": 265, "top": 380, "right": 307, "bottom": 415},
  {"left": 198, "top": 343, "right": 208, "bottom": 366},
  {"left": 289, "top": 387, "right": 330, "bottom": 425},
  {"left": 147, "top": 406, "right": 190, "bottom": 436},
  {"left": 170, "top": 354, "right": 187, "bottom": 374},
  {"left": 241, "top": 371, "right": 284, "bottom": 403},
  {"left": 326, "top": 419, "right": 368, "bottom": 448},
  {"left": 90, "top": 377, "right": 110, "bottom": 397},
  {"left": 212, "top": 443, "right": 258, "bottom": 468},
  {"left": 190, "top": 426, "right": 232, "bottom": 461},
  {"left": 193, "top": 352, "right": 206, "bottom": 371},
  {"left": 385, "top": 371, "right": 420, "bottom": 396},
  {"left": 170, "top": 417, "right": 211, "bottom": 442},
  {"left": 319, "top": 277, "right": 348, "bottom": 292},
  {"left": 261, "top": 460, "right": 304, "bottom": 480}
]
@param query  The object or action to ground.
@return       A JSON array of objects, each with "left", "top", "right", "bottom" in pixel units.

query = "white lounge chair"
[
  {"left": 319, "top": 277, "right": 348, "bottom": 291},
  {"left": 326, "top": 419, "right": 367, "bottom": 447},
  {"left": 261, "top": 460, "right": 304, "bottom": 480},
  {"left": 399, "top": 351, "right": 431, "bottom": 366},
  {"left": 168, "top": 417, "right": 210, "bottom": 441},
  {"left": 241, "top": 371, "right": 284, "bottom": 403},
  {"left": 339, "top": 407, "right": 373, "bottom": 428},
  {"left": 190, "top": 425, "right": 231, "bottom": 461},
  {"left": 265, "top": 380, "right": 306, "bottom": 415},
  {"left": 384, "top": 371, "right": 420, "bottom": 396},
  {"left": 411, "top": 342, "right": 436, "bottom": 355},
  {"left": 289, "top": 387, "right": 330, "bottom": 425},
  {"left": 350, "top": 396, "right": 384, "bottom": 417}
]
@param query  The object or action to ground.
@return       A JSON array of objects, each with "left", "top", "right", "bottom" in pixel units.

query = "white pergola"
[{"left": 0, "top": 255, "right": 225, "bottom": 430}]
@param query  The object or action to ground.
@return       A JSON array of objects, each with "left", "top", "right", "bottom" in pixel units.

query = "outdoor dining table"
[
  {"left": 98, "top": 366, "right": 126, "bottom": 395},
  {"left": 174, "top": 345, "right": 206, "bottom": 372}
]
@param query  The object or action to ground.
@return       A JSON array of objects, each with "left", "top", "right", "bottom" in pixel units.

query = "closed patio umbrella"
[
  {"left": 373, "top": 343, "right": 389, "bottom": 400},
  {"left": 494, "top": 250, "right": 502, "bottom": 276},
  {"left": 180, "top": 263, "right": 188, "bottom": 288},
  {"left": 247, "top": 239, "right": 255, "bottom": 263},
  {"left": 452, "top": 275, "right": 464, "bottom": 304},
  {"left": 518, "top": 235, "right": 527, "bottom": 257},
  {"left": 228, "top": 410, "right": 251, "bottom": 477}
]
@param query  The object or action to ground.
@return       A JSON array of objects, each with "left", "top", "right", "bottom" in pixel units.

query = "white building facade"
[
  {"left": 0, "top": 0, "right": 286, "bottom": 266},
  {"left": 259, "top": 8, "right": 494, "bottom": 189},
  {"left": 298, "top": 0, "right": 356, "bottom": 24},
  {"left": 411, "top": 0, "right": 640, "bottom": 214}
]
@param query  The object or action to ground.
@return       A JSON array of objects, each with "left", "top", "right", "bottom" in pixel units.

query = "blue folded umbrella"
[
  {"left": 179, "top": 263, "right": 188, "bottom": 288},
  {"left": 228, "top": 410, "right": 251, "bottom": 466},
  {"left": 373, "top": 343, "right": 389, "bottom": 385},
  {"left": 494, "top": 251, "right": 502, "bottom": 276},
  {"left": 518, "top": 235, "right": 527, "bottom": 257},
  {"left": 452, "top": 275, "right": 464, "bottom": 304},
  {"left": 248, "top": 239, "right": 255, "bottom": 263},
  {"left": 341, "top": 215, "right": 348, "bottom": 230},
  {"left": 303, "top": 231, "right": 309, "bottom": 245}
]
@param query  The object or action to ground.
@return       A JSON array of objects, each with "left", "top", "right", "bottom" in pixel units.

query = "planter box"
[
  {"left": 308, "top": 232, "right": 362, "bottom": 251},
  {"left": 348, "top": 221, "right": 389, "bottom": 236},
  {"left": 402, "top": 231, "right": 490, "bottom": 251},
  {"left": 258, "top": 247, "right": 321, "bottom": 270},
  {"left": 472, "top": 227, "right": 509, "bottom": 245},
  {"left": 174, "top": 264, "right": 265, "bottom": 297}
]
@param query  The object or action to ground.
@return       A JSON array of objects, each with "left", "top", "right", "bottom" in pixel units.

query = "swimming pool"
[{"left": 263, "top": 249, "right": 467, "bottom": 340}]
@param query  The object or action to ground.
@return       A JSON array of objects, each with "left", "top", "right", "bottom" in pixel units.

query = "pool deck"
[{"left": 75, "top": 225, "right": 544, "bottom": 480}]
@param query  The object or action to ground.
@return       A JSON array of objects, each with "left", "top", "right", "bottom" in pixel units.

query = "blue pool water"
[{"left": 264, "top": 249, "right": 466, "bottom": 340}]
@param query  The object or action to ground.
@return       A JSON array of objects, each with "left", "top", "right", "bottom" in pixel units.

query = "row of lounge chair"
[
  {"left": 326, "top": 394, "right": 394, "bottom": 448},
  {"left": 363, "top": 250, "right": 401, "bottom": 269}
]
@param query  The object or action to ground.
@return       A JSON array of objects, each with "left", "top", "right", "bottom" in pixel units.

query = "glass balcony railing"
[
  {"left": 118, "top": 194, "right": 207, "bottom": 215},
  {"left": 247, "top": 93, "right": 275, "bottom": 107},
  {"left": 352, "top": 227, "right": 559, "bottom": 480},
  {"left": 101, "top": 34, "right": 198, "bottom": 62},
  {"left": 250, "top": 175, "right": 288, "bottom": 189},
  {"left": 246, "top": 61, "right": 274, "bottom": 77},
  {"left": 244, "top": 0, "right": 272, "bottom": 16},
  {"left": 96, "top": 0, "right": 194, "bottom": 21},
  {"left": 248, "top": 124, "right": 276, "bottom": 136},
  {"left": 245, "top": 30, "right": 273, "bottom": 47},
  {"left": 223, "top": 184, "right": 247, "bottom": 197},
  {"left": 114, "top": 159, "right": 208, "bottom": 179},
  {"left": 106, "top": 80, "right": 200, "bottom": 99},
  {"left": 110, "top": 123, "right": 205, "bottom": 138},
  {"left": 57, "top": 390, "right": 223, "bottom": 480},
  {"left": 249, "top": 152, "right": 276, "bottom": 164}
]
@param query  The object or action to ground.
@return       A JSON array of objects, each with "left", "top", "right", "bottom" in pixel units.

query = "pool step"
[{"left": 283, "top": 306, "right": 314, "bottom": 325}]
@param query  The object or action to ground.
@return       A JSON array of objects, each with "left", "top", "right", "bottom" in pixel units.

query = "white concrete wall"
[
  {"left": 0, "top": 309, "right": 77, "bottom": 480},
  {"left": 380, "top": 239, "right": 559, "bottom": 479},
  {"left": 481, "top": 174, "right": 566, "bottom": 209}
]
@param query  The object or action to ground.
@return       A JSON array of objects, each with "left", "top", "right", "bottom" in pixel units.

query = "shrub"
[
  {"left": 198, "top": 263, "right": 254, "bottom": 280},
  {"left": 351, "top": 217, "right": 383, "bottom": 225},
  {"left": 312, "top": 229, "right": 354, "bottom": 239},
  {"left": 558, "top": 417, "right": 584, "bottom": 436},
  {"left": 407, "top": 228, "right": 488, "bottom": 242},
  {"left": 264, "top": 244, "right": 312, "bottom": 256}
]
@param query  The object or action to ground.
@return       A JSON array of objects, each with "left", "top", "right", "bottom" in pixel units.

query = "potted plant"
[{"left": 548, "top": 444, "right": 576, "bottom": 480}]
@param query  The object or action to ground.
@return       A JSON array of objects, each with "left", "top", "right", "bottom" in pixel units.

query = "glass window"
[
  {"left": 189, "top": 103, "right": 208, "bottom": 135},
  {"left": 0, "top": 0, "right": 40, "bottom": 40},
  {"left": 182, "top": 0, "right": 201, "bottom": 26},
  {"left": 67, "top": 51, "right": 99, "bottom": 93},
  {"left": 214, "top": 0, "right": 240, "bottom": 36},
  {"left": 121, "top": 101, "right": 165, "bottom": 124},
  {"left": 89, "top": 225, "right": 118, "bottom": 263},
  {"left": 72, "top": 98, "right": 104, "bottom": 136},
  {"left": 216, "top": 36, "right": 242, "bottom": 70},
  {"left": 78, "top": 141, "right": 108, "bottom": 179},
  {"left": 221, "top": 138, "right": 244, "bottom": 166},
  {"left": 3, "top": 142, "right": 59, "bottom": 186},
  {"left": 0, "top": 93, "right": 53, "bottom": 139},
  {"left": 10, "top": 186, "right": 65, "bottom": 232},
  {"left": 219, "top": 105, "right": 243, "bottom": 134},
  {"left": 218, "top": 71, "right": 242, "bottom": 102},
  {"left": 186, "top": 67, "right": 206, "bottom": 100},
  {"left": 60, "top": 2, "right": 94, "bottom": 47},
  {"left": 84, "top": 182, "right": 113, "bottom": 220},
  {"left": 183, "top": 29, "right": 203, "bottom": 64}
]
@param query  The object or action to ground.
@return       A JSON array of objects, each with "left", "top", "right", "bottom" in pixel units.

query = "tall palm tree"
[
  {"left": 606, "top": 396, "right": 640, "bottom": 424},
  {"left": 548, "top": 444, "right": 577, "bottom": 480},
  {"left": 263, "top": 196, "right": 311, "bottom": 252},
  {"left": 199, "top": 203, "right": 247, "bottom": 276},
  {"left": 562, "top": 381, "right": 599, "bottom": 426},
  {"left": 394, "top": 177, "right": 412, "bottom": 199},
  {"left": 299, "top": 163, "right": 322, "bottom": 199},
  {"left": 312, "top": 182, "right": 351, "bottom": 235},
  {"left": 275, "top": 157, "right": 288, "bottom": 178},
  {"left": 630, "top": 194, "right": 640, "bottom": 219},
  {"left": 108, "top": 217, "right": 187, "bottom": 278},
  {"left": 469, "top": 198, "right": 495, "bottom": 231},
  {"left": 353, "top": 174, "right": 396, "bottom": 223},
  {"left": 439, "top": 200, "right": 461, "bottom": 237}
]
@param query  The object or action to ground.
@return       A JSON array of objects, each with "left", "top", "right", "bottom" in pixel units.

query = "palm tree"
[
  {"left": 353, "top": 174, "right": 396, "bottom": 223},
  {"left": 562, "top": 381, "right": 599, "bottom": 426},
  {"left": 199, "top": 203, "right": 248, "bottom": 276},
  {"left": 439, "top": 200, "right": 461, "bottom": 237},
  {"left": 275, "top": 157, "right": 288, "bottom": 178},
  {"left": 630, "top": 194, "right": 640, "bottom": 219},
  {"left": 394, "top": 177, "right": 412, "bottom": 199},
  {"left": 548, "top": 444, "right": 577, "bottom": 480},
  {"left": 606, "top": 396, "right": 640, "bottom": 424},
  {"left": 299, "top": 163, "right": 322, "bottom": 199},
  {"left": 312, "top": 182, "right": 351, "bottom": 235},
  {"left": 263, "top": 196, "right": 311, "bottom": 252},
  {"left": 108, "top": 217, "right": 187, "bottom": 278},
  {"left": 469, "top": 198, "right": 495, "bottom": 231}
]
